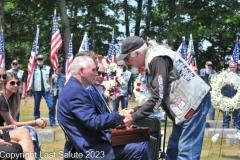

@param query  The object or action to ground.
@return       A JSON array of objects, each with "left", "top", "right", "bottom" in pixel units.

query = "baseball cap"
[
  {"left": 116, "top": 36, "right": 144, "bottom": 61},
  {"left": 12, "top": 60, "right": 19, "bottom": 64},
  {"left": 37, "top": 54, "right": 44, "bottom": 60},
  {"left": 205, "top": 61, "right": 212, "bottom": 65},
  {"left": 229, "top": 62, "right": 236, "bottom": 67}
]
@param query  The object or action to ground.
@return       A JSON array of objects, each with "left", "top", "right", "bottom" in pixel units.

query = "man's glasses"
[
  {"left": 9, "top": 81, "right": 21, "bottom": 86},
  {"left": 97, "top": 71, "right": 106, "bottom": 77},
  {"left": 0, "top": 74, "right": 7, "bottom": 79},
  {"left": 207, "top": 65, "right": 212, "bottom": 67},
  {"left": 118, "top": 65, "right": 124, "bottom": 67},
  {"left": 12, "top": 63, "right": 18, "bottom": 66},
  {"left": 194, "top": 70, "right": 198, "bottom": 72}
]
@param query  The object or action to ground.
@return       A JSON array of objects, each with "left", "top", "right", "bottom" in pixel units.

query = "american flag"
[
  {"left": 106, "top": 34, "right": 116, "bottom": 63},
  {"left": 51, "top": 10, "right": 62, "bottom": 70},
  {"left": 65, "top": 34, "right": 73, "bottom": 83},
  {"left": 79, "top": 32, "right": 89, "bottom": 51},
  {"left": 0, "top": 32, "right": 5, "bottom": 70},
  {"left": 186, "top": 34, "right": 195, "bottom": 67},
  {"left": 27, "top": 25, "right": 40, "bottom": 91},
  {"left": 230, "top": 40, "right": 239, "bottom": 65},
  {"left": 177, "top": 36, "right": 187, "bottom": 60}
]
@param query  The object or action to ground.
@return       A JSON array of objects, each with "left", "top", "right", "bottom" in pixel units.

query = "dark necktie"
[{"left": 87, "top": 87, "right": 111, "bottom": 142}]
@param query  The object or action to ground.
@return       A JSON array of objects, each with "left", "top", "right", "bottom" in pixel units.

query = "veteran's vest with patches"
[
  {"left": 33, "top": 65, "right": 51, "bottom": 92},
  {"left": 145, "top": 40, "right": 210, "bottom": 125}
]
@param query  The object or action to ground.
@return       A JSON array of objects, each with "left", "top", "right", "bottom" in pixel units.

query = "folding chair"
[
  {"left": 134, "top": 117, "right": 161, "bottom": 160},
  {"left": 58, "top": 121, "right": 87, "bottom": 160}
]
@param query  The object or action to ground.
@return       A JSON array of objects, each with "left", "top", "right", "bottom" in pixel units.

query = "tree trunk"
[
  {"left": 58, "top": 0, "right": 70, "bottom": 57},
  {"left": 123, "top": 0, "right": 130, "bottom": 37},
  {"left": 145, "top": 0, "right": 152, "bottom": 38},
  {"left": 0, "top": 0, "right": 4, "bottom": 32},
  {"left": 135, "top": 0, "right": 143, "bottom": 36},
  {"left": 91, "top": 0, "right": 96, "bottom": 50}
]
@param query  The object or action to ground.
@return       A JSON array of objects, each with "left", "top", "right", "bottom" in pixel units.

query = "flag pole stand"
[{"left": 159, "top": 116, "right": 167, "bottom": 159}]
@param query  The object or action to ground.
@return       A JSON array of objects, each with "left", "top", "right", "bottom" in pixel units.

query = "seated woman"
[
  {"left": 0, "top": 72, "right": 47, "bottom": 160},
  {"left": 0, "top": 128, "right": 35, "bottom": 160},
  {"left": 0, "top": 129, "right": 26, "bottom": 160}
]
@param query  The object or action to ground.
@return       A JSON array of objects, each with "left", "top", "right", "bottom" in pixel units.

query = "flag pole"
[{"left": 237, "top": 36, "right": 239, "bottom": 63}]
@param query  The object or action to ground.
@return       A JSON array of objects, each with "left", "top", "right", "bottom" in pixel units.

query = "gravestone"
[
  {"left": 205, "top": 128, "right": 238, "bottom": 137},
  {"left": 226, "top": 134, "right": 240, "bottom": 145},
  {"left": 37, "top": 129, "right": 55, "bottom": 141},
  {"left": 205, "top": 120, "right": 223, "bottom": 128}
]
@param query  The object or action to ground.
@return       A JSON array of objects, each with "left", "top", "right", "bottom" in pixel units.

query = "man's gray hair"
[
  {"left": 70, "top": 56, "right": 92, "bottom": 75},
  {"left": 130, "top": 43, "right": 148, "bottom": 57},
  {"left": 117, "top": 60, "right": 125, "bottom": 65}
]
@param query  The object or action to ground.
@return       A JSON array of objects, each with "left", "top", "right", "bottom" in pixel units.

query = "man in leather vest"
[
  {"left": 199, "top": 61, "right": 216, "bottom": 120},
  {"left": 6, "top": 60, "right": 26, "bottom": 121},
  {"left": 117, "top": 36, "right": 210, "bottom": 160},
  {"left": 32, "top": 54, "right": 55, "bottom": 126}
]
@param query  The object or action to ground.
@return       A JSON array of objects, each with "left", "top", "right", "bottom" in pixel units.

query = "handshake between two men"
[{"left": 118, "top": 108, "right": 135, "bottom": 128}]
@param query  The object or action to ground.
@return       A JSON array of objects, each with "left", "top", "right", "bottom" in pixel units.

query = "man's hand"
[
  {"left": 128, "top": 94, "right": 132, "bottom": 99},
  {"left": 51, "top": 74, "right": 57, "bottom": 79},
  {"left": 123, "top": 113, "right": 134, "bottom": 127},
  {"left": 118, "top": 108, "right": 134, "bottom": 117}
]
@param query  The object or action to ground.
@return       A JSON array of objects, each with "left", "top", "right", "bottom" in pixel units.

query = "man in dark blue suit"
[
  {"left": 86, "top": 60, "right": 152, "bottom": 160},
  {"left": 58, "top": 54, "right": 147, "bottom": 160}
]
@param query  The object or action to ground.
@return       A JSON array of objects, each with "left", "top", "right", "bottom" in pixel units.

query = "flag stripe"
[
  {"left": 50, "top": 11, "right": 62, "bottom": 70},
  {"left": 27, "top": 26, "right": 39, "bottom": 91},
  {"left": 65, "top": 35, "right": 73, "bottom": 83},
  {"left": 106, "top": 34, "right": 116, "bottom": 62},
  {"left": 0, "top": 32, "right": 5, "bottom": 70}
]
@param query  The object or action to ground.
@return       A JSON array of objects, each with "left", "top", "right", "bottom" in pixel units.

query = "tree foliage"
[{"left": 0, "top": 0, "right": 239, "bottom": 71}]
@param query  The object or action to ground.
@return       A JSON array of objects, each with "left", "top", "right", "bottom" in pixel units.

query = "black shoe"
[{"left": 50, "top": 124, "right": 57, "bottom": 128}]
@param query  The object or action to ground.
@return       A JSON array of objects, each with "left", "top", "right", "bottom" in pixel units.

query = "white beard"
[
  {"left": 206, "top": 68, "right": 212, "bottom": 74},
  {"left": 130, "top": 66, "right": 139, "bottom": 75},
  {"left": 37, "top": 61, "right": 43, "bottom": 65}
]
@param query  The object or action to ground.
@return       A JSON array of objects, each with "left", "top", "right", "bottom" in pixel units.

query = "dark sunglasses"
[
  {"left": 118, "top": 65, "right": 124, "bottom": 67},
  {"left": 9, "top": 81, "right": 21, "bottom": 86},
  {"left": 37, "top": 58, "right": 43, "bottom": 61},
  {"left": 0, "top": 74, "right": 6, "bottom": 79},
  {"left": 207, "top": 64, "right": 212, "bottom": 67},
  {"left": 12, "top": 63, "right": 18, "bottom": 66},
  {"left": 97, "top": 71, "right": 106, "bottom": 77}
]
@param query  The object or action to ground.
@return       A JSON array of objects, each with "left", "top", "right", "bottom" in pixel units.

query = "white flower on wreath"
[
  {"left": 133, "top": 73, "right": 151, "bottom": 105},
  {"left": 210, "top": 70, "right": 240, "bottom": 114}
]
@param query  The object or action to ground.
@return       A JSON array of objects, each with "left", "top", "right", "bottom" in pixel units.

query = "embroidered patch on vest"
[
  {"left": 176, "top": 59, "right": 196, "bottom": 83},
  {"left": 173, "top": 95, "right": 186, "bottom": 110},
  {"left": 184, "top": 108, "right": 195, "bottom": 119}
]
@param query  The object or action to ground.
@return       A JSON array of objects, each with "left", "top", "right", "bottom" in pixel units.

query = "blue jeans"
[
  {"left": 15, "top": 112, "right": 20, "bottom": 122},
  {"left": 112, "top": 96, "right": 128, "bottom": 112},
  {"left": 207, "top": 94, "right": 215, "bottom": 120},
  {"left": 222, "top": 110, "right": 240, "bottom": 129},
  {"left": 33, "top": 91, "right": 55, "bottom": 125},
  {"left": 53, "top": 95, "right": 58, "bottom": 112},
  {"left": 208, "top": 105, "right": 215, "bottom": 120},
  {"left": 15, "top": 94, "right": 22, "bottom": 122},
  {"left": 161, "top": 107, "right": 166, "bottom": 120},
  {"left": 166, "top": 92, "right": 210, "bottom": 160}
]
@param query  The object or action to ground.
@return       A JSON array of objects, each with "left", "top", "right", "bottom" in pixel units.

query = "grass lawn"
[{"left": 20, "top": 96, "right": 240, "bottom": 160}]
